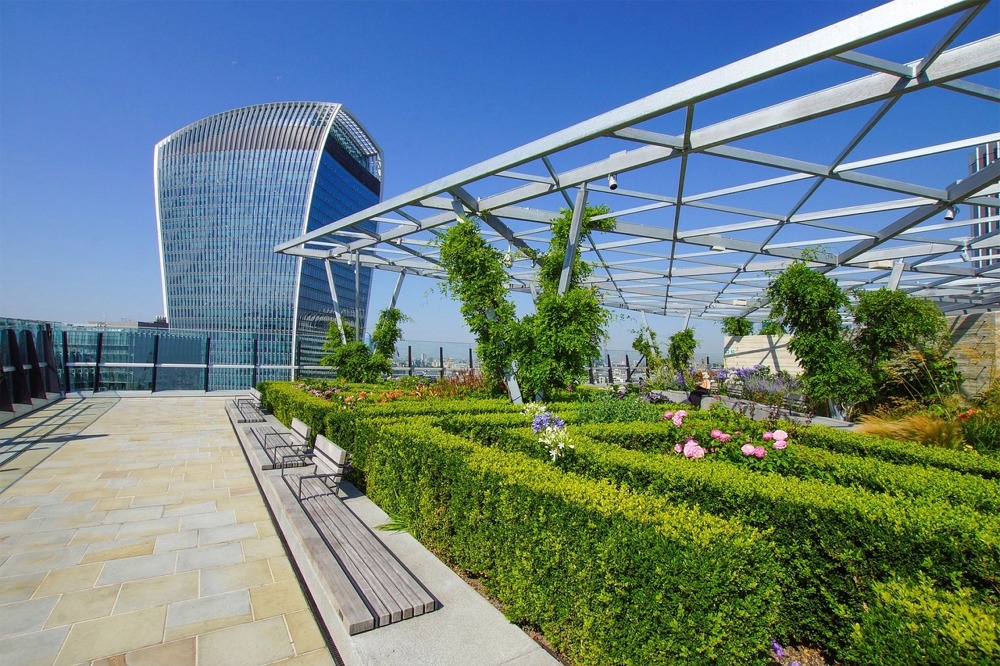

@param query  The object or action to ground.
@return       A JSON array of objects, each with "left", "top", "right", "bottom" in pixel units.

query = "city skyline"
[{"left": 2, "top": 0, "right": 997, "bottom": 355}]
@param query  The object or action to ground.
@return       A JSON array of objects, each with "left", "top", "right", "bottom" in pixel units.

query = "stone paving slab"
[{"left": 0, "top": 397, "right": 335, "bottom": 666}]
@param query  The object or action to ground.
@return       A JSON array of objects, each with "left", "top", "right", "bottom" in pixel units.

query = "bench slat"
[
  {"left": 302, "top": 492, "right": 434, "bottom": 625},
  {"left": 309, "top": 493, "right": 430, "bottom": 617}
]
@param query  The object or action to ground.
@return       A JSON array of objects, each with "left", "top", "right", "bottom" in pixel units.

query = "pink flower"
[
  {"left": 671, "top": 413, "right": 685, "bottom": 427},
  {"left": 676, "top": 410, "right": 688, "bottom": 418},
  {"left": 773, "top": 440, "right": 787, "bottom": 450},
  {"left": 711, "top": 429, "right": 723, "bottom": 439},
  {"left": 741, "top": 444, "right": 755, "bottom": 456},
  {"left": 763, "top": 431, "right": 774, "bottom": 441},
  {"left": 753, "top": 446, "right": 767, "bottom": 458},
  {"left": 673, "top": 443, "right": 683, "bottom": 454},
  {"left": 663, "top": 411, "right": 674, "bottom": 419},
  {"left": 718, "top": 433, "right": 732, "bottom": 442},
  {"left": 683, "top": 439, "right": 706, "bottom": 459},
  {"left": 773, "top": 429, "right": 788, "bottom": 441}
]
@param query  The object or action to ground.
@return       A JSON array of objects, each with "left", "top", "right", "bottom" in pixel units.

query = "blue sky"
[{"left": 0, "top": 0, "right": 993, "bottom": 357}]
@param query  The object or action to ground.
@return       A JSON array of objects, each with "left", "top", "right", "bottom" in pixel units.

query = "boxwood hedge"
[
  {"left": 365, "top": 418, "right": 783, "bottom": 665},
  {"left": 462, "top": 424, "right": 1000, "bottom": 659}
]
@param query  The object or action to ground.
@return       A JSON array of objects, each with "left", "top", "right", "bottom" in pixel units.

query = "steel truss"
[{"left": 278, "top": 0, "right": 1000, "bottom": 323}]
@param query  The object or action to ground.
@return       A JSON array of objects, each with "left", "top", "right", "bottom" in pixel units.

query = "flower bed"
[{"left": 259, "top": 381, "right": 1000, "bottom": 665}]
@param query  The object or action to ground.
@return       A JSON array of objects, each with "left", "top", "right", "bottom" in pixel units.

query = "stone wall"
[
  {"left": 723, "top": 335, "right": 803, "bottom": 376},
  {"left": 948, "top": 312, "right": 999, "bottom": 400}
]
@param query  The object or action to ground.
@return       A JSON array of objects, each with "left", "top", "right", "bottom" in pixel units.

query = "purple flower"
[
  {"left": 771, "top": 639, "right": 785, "bottom": 659},
  {"left": 531, "top": 412, "right": 565, "bottom": 434}
]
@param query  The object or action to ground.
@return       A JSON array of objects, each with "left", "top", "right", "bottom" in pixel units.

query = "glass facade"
[
  {"left": 969, "top": 141, "right": 999, "bottom": 269},
  {"left": 154, "top": 102, "right": 382, "bottom": 389}
]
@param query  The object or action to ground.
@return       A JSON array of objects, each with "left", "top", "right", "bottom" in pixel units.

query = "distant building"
[
  {"left": 154, "top": 102, "right": 382, "bottom": 388},
  {"left": 969, "top": 141, "right": 999, "bottom": 268}
]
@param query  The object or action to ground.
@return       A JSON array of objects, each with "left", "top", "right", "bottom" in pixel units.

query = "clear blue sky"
[{"left": 0, "top": 0, "right": 993, "bottom": 357}]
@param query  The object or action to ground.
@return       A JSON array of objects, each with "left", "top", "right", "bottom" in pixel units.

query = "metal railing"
[{"left": 2, "top": 317, "right": 694, "bottom": 406}]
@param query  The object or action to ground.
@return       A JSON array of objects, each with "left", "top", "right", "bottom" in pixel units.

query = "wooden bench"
[
  {"left": 282, "top": 433, "right": 351, "bottom": 499},
  {"left": 282, "top": 434, "right": 437, "bottom": 631},
  {"left": 782, "top": 393, "right": 812, "bottom": 420},
  {"left": 226, "top": 387, "right": 266, "bottom": 423},
  {"left": 251, "top": 417, "right": 311, "bottom": 469},
  {"left": 726, "top": 381, "right": 744, "bottom": 400}
]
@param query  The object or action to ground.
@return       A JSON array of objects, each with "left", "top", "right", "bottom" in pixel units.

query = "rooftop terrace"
[{"left": 0, "top": 396, "right": 554, "bottom": 666}]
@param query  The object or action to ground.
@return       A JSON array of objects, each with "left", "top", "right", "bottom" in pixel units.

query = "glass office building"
[{"left": 154, "top": 102, "right": 381, "bottom": 388}]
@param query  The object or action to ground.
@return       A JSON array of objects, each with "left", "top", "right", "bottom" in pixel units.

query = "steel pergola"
[{"left": 277, "top": 0, "right": 1000, "bottom": 326}]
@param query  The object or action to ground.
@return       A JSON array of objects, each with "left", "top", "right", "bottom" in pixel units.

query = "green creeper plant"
[
  {"left": 766, "top": 256, "right": 872, "bottom": 416},
  {"left": 632, "top": 328, "right": 671, "bottom": 388},
  {"left": 439, "top": 206, "right": 616, "bottom": 399},
  {"left": 320, "top": 308, "right": 409, "bottom": 383},
  {"left": 720, "top": 316, "right": 753, "bottom": 337},
  {"left": 667, "top": 328, "right": 698, "bottom": 373}
]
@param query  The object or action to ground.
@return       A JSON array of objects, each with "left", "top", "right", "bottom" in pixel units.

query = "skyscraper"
[
  {"left": 154, "top": 102, "right": 381, "bottom": 388},
  {"left": 969, "top": 141, "right": 999, "bottom": 268}
]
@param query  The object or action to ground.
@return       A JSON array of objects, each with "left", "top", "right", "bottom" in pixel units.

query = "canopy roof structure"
[{"left": 277, "top": 0, "right": 1000, "bottom": 325}]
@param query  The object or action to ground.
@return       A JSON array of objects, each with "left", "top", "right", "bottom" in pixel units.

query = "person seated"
[{"left": 687, "top": 371, "right": 712, "bottom": 407}]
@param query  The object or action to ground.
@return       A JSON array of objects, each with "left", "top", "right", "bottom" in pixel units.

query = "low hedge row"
[
  {"left": 364, "top": 418, "right": 783, "bottom": 665},
  {"left": 575, "top": 421, "right": 1000, "bottom": 514},
  {"left": 797, "top": 424, "right": 1000, "bottom": 480},
  {"left": 465, "top": 425, "right": 1000, "bottom": 659},
  {"left": 844, "top": 575, "right": 999, "bottom": 666},
  {"left": 258, "top": 382, "right": 518, "bottom": 485}
]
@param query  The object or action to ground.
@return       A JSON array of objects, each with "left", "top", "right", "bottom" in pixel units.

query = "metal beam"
[{"left": 559, "top": 186, "right": 588, "bottom": 295}]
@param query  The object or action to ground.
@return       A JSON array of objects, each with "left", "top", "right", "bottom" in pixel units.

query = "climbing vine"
[{"left": 438, "top": 206, "right": 616, "bottom": 398}]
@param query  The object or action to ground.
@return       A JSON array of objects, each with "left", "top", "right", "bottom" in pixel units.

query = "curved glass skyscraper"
[{"left": 154, "top": 102, "right": 381, "bottom": 388}]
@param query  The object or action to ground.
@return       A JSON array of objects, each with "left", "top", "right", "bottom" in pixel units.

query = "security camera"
[{"left": 608, "top": 174, "right": 618, "bottom": 190}]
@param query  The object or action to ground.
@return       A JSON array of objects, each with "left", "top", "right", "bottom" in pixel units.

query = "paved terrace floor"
[
  {"left": 0, "top": 397, "right": 335, "bottom": 666},
  {"left": 0, "top": 396, "right": 557, "bottom": 666}
]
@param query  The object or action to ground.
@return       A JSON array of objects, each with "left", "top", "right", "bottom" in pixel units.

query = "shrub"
[
  {"left": 575, "top": 391, "right": 665, "bottom": 424},
  {"left": 961, "top": 410, "right": 1000, "bottom": 455},
  {"left": 489, "top": 429, "right": 1000, "bottom": 659},
  {"left": 845, "top": 575, "right": 999, "bottom": 666},
  {"left": 797, "top": 424, "right": 1000, "bottom": 480},
  {"left": 366, "top": 419, "right": 783, "bottom": 665}
]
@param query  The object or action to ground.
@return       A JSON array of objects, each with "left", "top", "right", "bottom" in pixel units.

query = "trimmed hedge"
[
  {"left": 469, "top": 426, "right": 1000, "bottom": 659},
  {"left": 259, "top": 381, "right": 519, "bottom": 486},
  {"left": 844, "top": 576, "right": 999, "bottom": 666},
  {"left": 365, "top": 418, "right": 783, "bottom": 665},
  {"left": 797, "top": 425, "right": 1000, "bottom": 480},
  {"left": 576, "top": 421, "right": 1000, "bottom": 514}
]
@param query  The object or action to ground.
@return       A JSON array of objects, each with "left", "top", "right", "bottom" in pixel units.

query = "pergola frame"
[{"left": 278, "top": 0, "right": 1000, "bottom": 326}]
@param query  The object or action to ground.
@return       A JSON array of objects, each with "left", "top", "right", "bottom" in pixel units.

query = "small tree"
[
  {"left": 667, "top": 328, "right": 698, "bottom": 373},
  {"left": 633, "top": 328, "right": 670, "bottom": 387},
  {"left": 371, "top": 307, "right": 410, "bottom": 360},
  {"left": 439, "top": 207, "right": 615, "bottom": 399},
  {"left": 758, "top": 319, "right": 786, "bottom": 336},
  {"left": 766, "top": 257, "right": 872, "bottom": 416},
  {"left": 320, "top": 308, "right": 408, "bottom": 383},
  {"left": 720, "top": 316, "right": 753, "bottom": 337}
]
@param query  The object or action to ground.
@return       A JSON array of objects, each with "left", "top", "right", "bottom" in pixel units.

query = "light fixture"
[
  {"left": 960, "top": 243, "right": 971, "bottom": 262},
  {"left": 944, "top": 205, "right": 958, "bottom": 221},
  {"left": 608, "top": 174, "right": 618, "bottom": 190},
  {"left": 711, "top": 245, "right": 726, "bottom": 252}
]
